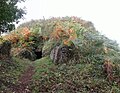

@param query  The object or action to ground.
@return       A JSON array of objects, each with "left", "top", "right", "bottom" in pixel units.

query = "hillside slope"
[{"left": 1, "top": 17, "right": 120, "bottom": 92}]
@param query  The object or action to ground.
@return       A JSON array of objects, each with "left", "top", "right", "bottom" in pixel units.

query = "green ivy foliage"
[{"left": 0, "top": 0, "right": 26, "bottom": 33}]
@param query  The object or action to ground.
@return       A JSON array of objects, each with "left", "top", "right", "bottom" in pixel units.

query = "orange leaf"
[{"left": 103, "top": 59, "right": 113, "bottom": 82}]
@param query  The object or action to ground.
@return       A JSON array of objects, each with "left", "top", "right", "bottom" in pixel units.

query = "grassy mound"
[
  {"left": 1, "top": 16, "right": 120, "bottom": 92},
  {"left": 24, "top": 17, "right": 120, "bottom": 92}
]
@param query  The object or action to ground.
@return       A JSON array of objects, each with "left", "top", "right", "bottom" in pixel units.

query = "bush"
[{"left": 0, "top": 40, "right": 11, "bottom": 60}]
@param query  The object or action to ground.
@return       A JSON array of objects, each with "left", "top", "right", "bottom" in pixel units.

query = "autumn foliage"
[
  {"left": 103, "top": 59, "right": 114, "bottom": 82},
  {"left": 4, "top": 27, "right": 31, "bottom": 44},
  {"left": 50, "top": 22, "right": 77, "bottom": 46},
  {"left": 19, "top": 27, "right": 31, "bottom": 40}
]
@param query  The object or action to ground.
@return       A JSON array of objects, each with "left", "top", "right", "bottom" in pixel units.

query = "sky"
[{"left": 18, "top": 0, "right": 120, "bottom": 44}]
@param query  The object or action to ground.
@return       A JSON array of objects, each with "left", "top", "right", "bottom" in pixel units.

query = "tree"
[{"left": 0, "top": 0, "right": 26, "bottom": 34}]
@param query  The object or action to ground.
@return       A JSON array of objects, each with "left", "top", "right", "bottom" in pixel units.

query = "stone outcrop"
[
  {"left": 50, "top": 45, "right": 73, "bottom": 64},
  {"left": 0, "top": 41, "right": 11, "bottom": 60},
  {"left": 16, "top": 48, "right": 37, "bottom": 61}
]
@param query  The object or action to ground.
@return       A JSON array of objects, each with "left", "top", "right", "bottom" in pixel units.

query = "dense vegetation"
[
  {"left": 0, "top": 0, "right": 26, "bottom": 34},
  {"left": 1, "top": 17, "right": 120, "bottom": 92}
]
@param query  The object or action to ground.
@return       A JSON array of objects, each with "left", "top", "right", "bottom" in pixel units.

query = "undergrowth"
[
  {"left": 0, "top": 57, "right": 31, "bottom": 92},
  {"left": 30, "top": 56, "right": 120, "bottom": 93}
]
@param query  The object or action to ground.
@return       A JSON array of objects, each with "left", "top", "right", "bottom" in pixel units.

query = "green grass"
[
  {"left": 33, "top": 56, "right": 55, "bottom": 80},
  {"left": 30, "top": 56, "right": 120, "bottom": 93}
]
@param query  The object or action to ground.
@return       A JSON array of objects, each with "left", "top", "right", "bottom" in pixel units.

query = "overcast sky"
[{"left": 18, "top": 0, "right": 120, "bottom": 44}]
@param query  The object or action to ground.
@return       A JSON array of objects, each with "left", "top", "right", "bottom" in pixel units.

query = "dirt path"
[{"left": 10, "top": 65, "right": 35, "bottom": 93}]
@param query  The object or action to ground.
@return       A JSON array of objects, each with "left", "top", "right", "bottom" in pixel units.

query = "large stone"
[
  {"left": 50, "top": 45, "right": 73, "bottom": 64},
  {"left": 16, "top": 48, "right": 37, "bottom": 61},
  {"left": 0, "top": 41, "right": 11, "bottom": 60}
]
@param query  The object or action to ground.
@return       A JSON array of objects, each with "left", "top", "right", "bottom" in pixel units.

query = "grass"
[
  {"left": 1, "top": 56, "right": 120, "bottom": 93},
  {"left": 29, "top": 56, "right": 120, "bottom": 93},
  {"left": 0, "top": 57, "right": 31, "bottom": 92}
]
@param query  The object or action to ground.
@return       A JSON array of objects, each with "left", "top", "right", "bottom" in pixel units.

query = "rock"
[
  {"left": 17, "top": 48, "right": 36, "bottom": 61},
  {"left": 50, "top": 45, "right": 73, "bottom": 64},
  {"left": 0, "top": 41, "right": 11, "bottom": 60}
]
